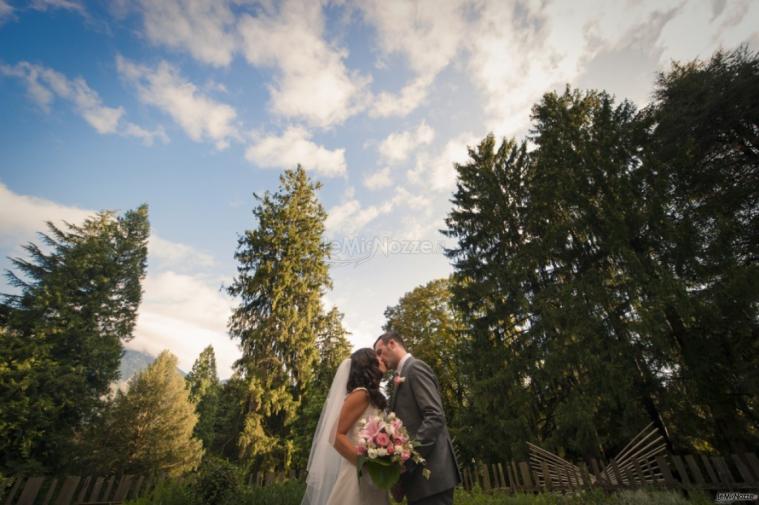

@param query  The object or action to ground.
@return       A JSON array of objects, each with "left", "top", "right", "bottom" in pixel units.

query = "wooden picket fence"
[
  {"left": 459, "top": 452, "right": 759, "bottom": 495},
  {"left": 1, "top": 474, "right": 154, "bottom": 505}
]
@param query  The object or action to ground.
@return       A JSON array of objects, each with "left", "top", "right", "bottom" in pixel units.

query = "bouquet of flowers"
[{"left": 355, "top": 411, "right": 431, "bottom": 490}]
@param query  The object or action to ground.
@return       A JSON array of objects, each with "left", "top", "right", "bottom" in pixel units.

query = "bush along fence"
[
  {"left": 459, "top": 423, "right": 759, "bottom": 497},
  {"left": 1, "top": 474, "right": 154, "bottom": 505}
]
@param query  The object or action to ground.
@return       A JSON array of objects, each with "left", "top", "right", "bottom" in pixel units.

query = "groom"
[{"left": 374, "top": 330, "right": 462, "bottom": 505}]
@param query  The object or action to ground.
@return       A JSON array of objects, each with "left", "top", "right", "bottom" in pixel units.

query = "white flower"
[
  {"left": 377, "top": 448, "right": 387, "bottom": 457},
  {"left": 368, "top": 448, "right": 378, "bottom": 459}
]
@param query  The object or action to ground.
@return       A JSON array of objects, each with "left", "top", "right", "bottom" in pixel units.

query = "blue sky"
[{"left": 1, "top": 0, "right": 757, "bottom": 379}]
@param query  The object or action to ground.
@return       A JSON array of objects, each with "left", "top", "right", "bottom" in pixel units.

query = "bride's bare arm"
[{"left": 333, "top": 389, "right": 369, "bottom": 466}]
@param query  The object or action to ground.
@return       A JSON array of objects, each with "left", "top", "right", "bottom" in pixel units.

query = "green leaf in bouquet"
[
  {"left": 357, "top": 455, "right": 368, "bottom": 480},
  {"left": 364, "top": 460, "right": 401, "bottom": 490}
]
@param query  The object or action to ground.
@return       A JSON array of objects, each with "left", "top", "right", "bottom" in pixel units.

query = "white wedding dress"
[
  {"left": 302, "top": 360, "right": 390, "bottom": 505},
  {"left": 325, "top": 388, "right": 389, "bottom": 505}
]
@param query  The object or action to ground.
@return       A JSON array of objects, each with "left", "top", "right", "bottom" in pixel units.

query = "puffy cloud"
[
  {"left": 238, "top": 0, "right": 370, "bottom": 128},
  {"left": 378, "top": 121, "right": 434, "bottom": 164},
  {"left": 136, "top": 0, "right": 237, "bottom": 67},
  {"left": 363, "top": 166, "right": 392, "bottom": 190},
  {"left": 325, "top": 187, "right": 394, "bottom": 238},
  {"left": 370, "top": 76, "right": 431, "bottom": 118},
  {"left": 408, "top": 133, "right": 478, "bottom": 193},
  {"left": 117, "top": 55, "right": 239, "bottom": 149},
  {"left": 133, "top": 271, "right": 237, "bottom": 378},
  {"left": 245, "top": 126, "right": 346, "bottom": 177},
  {"left": 0, "top": 0, "right": 14, "bottom": 25},
  {"left": 0, "top": 61, "right": 167, "bottom": 145},
  {"left": 358, "top": 0, "right": 467, "bottom": 117},
  {"left": 30, "top": 0, "right": 86, "bottom": 15}
]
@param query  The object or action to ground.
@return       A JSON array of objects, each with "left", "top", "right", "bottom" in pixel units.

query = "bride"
[{"left": 301, "top": 348, "right": 390, "bottom": 505}]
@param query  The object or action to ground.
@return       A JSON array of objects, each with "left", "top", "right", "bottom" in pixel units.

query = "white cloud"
[
  {"left": 378, "top": 121, "right": 435, "bottom": 164},
  {"left": 132, "top": 271, "right": 238, "bottom": 378},
  {"left": 358, "top": 0, "right": 467, "bottom": 117},
  {"left": 0, "top": 61, "right": 167, "bottom": 145},
  {"left": 30, "top": 0, "right": 86, "bottom": 15},
  {"left": 325, "top": 185, "right": 432, "bottom": 238},
  {"left": 116, "top": 55, "right": 239, "bottom": 149},
  {"left": 0, "top": 182, "right": 91, "bottom": 250},
  {"left": 121, "top": 122, "right": 170, "bottom": 147},
  {"left": 238, "top": 0, "right": 370, "bottom": 128},
  {"left": 325, "top": 188, "right": 394, "bottom": 238},
  {"left": 408, "top": 133, "right": 477, "bottom": 193},
  {"left": 245, "top": 126, "right": 346, "bottom": 177},
  {"left": 370, "top": 76, "right": 431, "bottom": 118},
  {"left": 363, "top": 166, "right": 392, "bottom": 190},
  {"left": 137, "top": 0, "right": 237, "bottom": 67},
  {"left": 0, "top": 0, "right": 14, "bottom": 25},
  {"left": 0, "top": 182, "right": 238, "bottom": 379}
]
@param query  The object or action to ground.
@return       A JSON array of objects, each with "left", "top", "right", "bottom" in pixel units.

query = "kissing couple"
[{"left": 301, "top": 330, "right": 462, "bottom": 505}]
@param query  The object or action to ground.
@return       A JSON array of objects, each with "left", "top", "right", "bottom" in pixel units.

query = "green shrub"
[
  {"left": 191, "top": 455, "right": 244, "bottom": 505},
  {"left": 453, "top": 486, "right": 711, "bottom": 504},
  {"left": 125, "top": 479, "right": 199, "bottom": 505},
  {"left": 234, "top": 480, "right": 306, "bottom": 505}
]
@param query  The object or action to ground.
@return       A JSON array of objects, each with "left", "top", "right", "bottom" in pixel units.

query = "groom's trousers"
[{"left": 408, "top": 487, "right": 454, "bottom": 505}]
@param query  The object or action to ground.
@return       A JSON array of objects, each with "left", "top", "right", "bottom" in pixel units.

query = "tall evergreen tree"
[
  {"left": 0, "top": 206, "right": 149, "bottom": 473},
  {"left": 227, "top": 166, "right": 332, "bottom": 472},
  {"left": 102, "top": 350, "right": 203, "bottom": 478},
  {"left": 186, "top": 345, "right": 221, "bottom": 450},
  {"left": 642, "top": 46, "right": 759, "bottom": 452}
]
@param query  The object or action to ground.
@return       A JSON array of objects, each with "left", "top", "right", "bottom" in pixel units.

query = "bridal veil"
[{"left": 300, "top": 357, "right": 351, "bottom": 505}]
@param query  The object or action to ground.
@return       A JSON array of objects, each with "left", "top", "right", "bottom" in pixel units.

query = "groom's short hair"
[{"left": 375, "top": 330, "right": 406, "bottom": 349}]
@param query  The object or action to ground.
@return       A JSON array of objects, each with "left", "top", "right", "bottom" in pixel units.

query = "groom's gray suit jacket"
[{"left": 390, "top": 356, "right": 462, "bottom": 503}]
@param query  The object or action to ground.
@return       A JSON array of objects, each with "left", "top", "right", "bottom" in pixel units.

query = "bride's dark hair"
[{"left": 347, "top": 348, "right": 387, "bottom": 410}]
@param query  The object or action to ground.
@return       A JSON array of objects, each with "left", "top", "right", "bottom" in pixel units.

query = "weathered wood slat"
[
  {"left": 732, "top": 454, "right": 756, "bottom": 485},
  {"left": 54, "top": 476, "right": 81, "bottom": 505},
  {"left": 111, "top": 475, "right": 134, "bottom": 502},
  {"left": 672, "top": 456, "right": 692, "bottom": 488},
  {"left": 700, "top": 455, "right": 719, "bottom": 484},
  {"left": 497, "top": 463, "right": 507, "bottom": 491},
  {"left": 4, "top": 477, "right": 23, "bottom": 505},
  {"left": 712, "top": 456, "right": 735, "bottom": 484},
  {"left": 519, "top": 461, "right": 533, "bottom": 491},
  {"left": 129, "top": 476, "right": 144, "bottom": 500},
  {"left": 41, "top": 478, "right": 57, "bottom": 505},
  {"left": 743, "top": 453, "right": 759, "bottom": 481},
  {"left": 656, "top": 455, "right": 680, "bottom": 489},
  {"left": 16, "top": 477, "right": 45, "bottom": 505}
]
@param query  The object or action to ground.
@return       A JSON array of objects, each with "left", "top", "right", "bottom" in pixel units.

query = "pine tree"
[
  {"left": 105, "top": 350, "right": 203, "bottom": 478},
  {"left": 643, "top": 46, "right": 759, "bottom": 452},
  {"left": 227, "top": 166, "right": 332, "bottom": 472},
  {"left": 0, "top": 206, "right": 149, "bottom": 473},
  {"left": 186, "top": 345, "right": 221, "bottom": 450}
]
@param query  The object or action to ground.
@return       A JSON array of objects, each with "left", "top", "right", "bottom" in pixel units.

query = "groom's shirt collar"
[{"left": 397, "top": 352, "right": 412, "bottom": 376}]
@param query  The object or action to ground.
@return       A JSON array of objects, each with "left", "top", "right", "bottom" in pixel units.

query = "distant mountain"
[
  {"left": 119, "top": 349, "right": 155, "bottom": 382},
  {"left": 110, "top": 349, "right": 188, "bottom": 396}
]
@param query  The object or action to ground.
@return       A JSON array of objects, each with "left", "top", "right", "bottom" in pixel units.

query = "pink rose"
[
  {"left": 357, "top": 445, "right": 367, "bottom": 455},
  {"left": 387, "top": 444, "right": 394, "bottom": 454},
  {"left": 375, "top": 432, "right": 390, "bottom": 447},
  {"left": 401, "top": 450, "right": 411, "bottom": 462}
]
